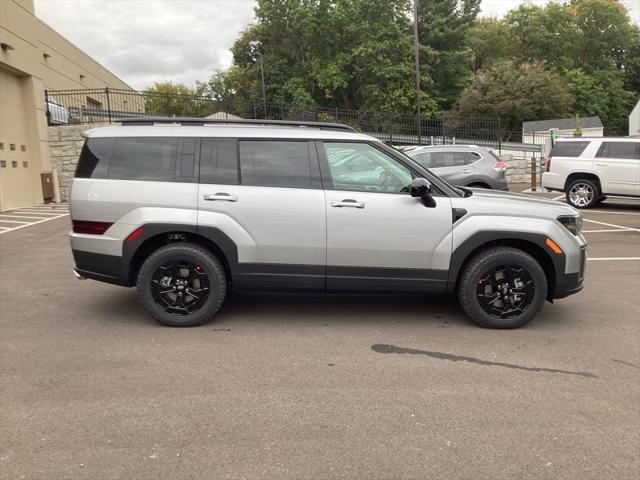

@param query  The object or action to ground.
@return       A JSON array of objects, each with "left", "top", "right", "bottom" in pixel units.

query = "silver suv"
[
  {"left": 70, "top": 118, "right": 586, "bottom": 329},
  {"left": 404, "top": 145, "right": 508, "bottom": 190}
]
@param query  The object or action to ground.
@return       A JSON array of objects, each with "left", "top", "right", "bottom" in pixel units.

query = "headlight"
[{"left": 558, "top": 214, "right": 583, "bottom": 235}]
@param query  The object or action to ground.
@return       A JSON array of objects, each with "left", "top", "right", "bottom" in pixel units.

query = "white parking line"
[
  {"left": 12, "top": 209, "right": 69, "bottom": 214},
  {"left": 583, "top": 218, "right": 640, "bottom": 232},
  {"left": 0, "top": 219, "right": 30, "bottom": 224},
  {"left": 0, "top": 214, "right": 69, "bottom": 234},
  {"left": 588, "top": 257, "right": 640, "bottom": 261},
  {"left": 0, "top": 214, "right": 50, "bottom": 220},
  {"left": 9, "top": 212, "right": 64, "bottom": 217},
  {"left": 583, "top": 229, "right": 637, "bottom": 233},
  {"left": 584, "top": 210, "right": 640, "bottom": 216},
  {"left": 552, "top": 194, "right": 565, "bottom": 201}
]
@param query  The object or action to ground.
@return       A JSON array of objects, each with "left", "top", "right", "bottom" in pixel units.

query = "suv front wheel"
[
  {"left": 457, "top": 247, "right": 547, "bottom": 328},
  {"left": 566, "top": 178, "right": 600, "bottom": 209},
  {"left": 137, "top": 242, "right": 227, "bottom": 327}
]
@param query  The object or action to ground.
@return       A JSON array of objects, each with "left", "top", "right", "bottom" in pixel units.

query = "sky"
[{"left": 34, "top": 0, "right": 640, "bottom": 90}]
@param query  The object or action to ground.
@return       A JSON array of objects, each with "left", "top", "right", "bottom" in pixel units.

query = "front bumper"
[{"left": 553, "top": 246, "right": 586, "bottom": 299}]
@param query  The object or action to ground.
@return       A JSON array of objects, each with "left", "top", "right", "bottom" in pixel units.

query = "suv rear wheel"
[
  {"left": 566, "top": 178, "right": 600, "bottom": 209},
  {"left": 457, "top": 247, "right": 547, "bottom": 329},
  {"left": 137, "top": 243, "right": 227, "bottom": 327}
]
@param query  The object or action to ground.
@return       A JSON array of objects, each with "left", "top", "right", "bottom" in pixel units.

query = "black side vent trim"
[{"left": 452, "top": 208, "right": 467, "bottom": 224}]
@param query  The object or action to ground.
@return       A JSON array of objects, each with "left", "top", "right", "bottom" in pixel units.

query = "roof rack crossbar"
[{"left": 118, "top": 117, "right": 357, "bottom": 132}]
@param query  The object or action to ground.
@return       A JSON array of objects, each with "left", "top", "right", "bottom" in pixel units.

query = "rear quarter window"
[
  {"left": 550, "top": 141, "right": 590, "bottom": 157},
  {"left": 75, "top": 138, "right": 115, "bottom": 178}
]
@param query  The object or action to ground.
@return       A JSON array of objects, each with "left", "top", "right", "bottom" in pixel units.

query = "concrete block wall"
[{"left": 48, "top": 123, "right": 107, "bottom": 201}]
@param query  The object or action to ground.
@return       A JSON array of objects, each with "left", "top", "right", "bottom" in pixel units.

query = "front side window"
[
  {"left": 107, "top": 137, "right": 177, "bottom": 181},
  {"left": 412, "top": 152, "right": 433, "bottom": 168},
  {"left": 323, "top": 142, "right": 412, "bottom": 193},
  {"left": 596, "top": 142, "right": 639, "bottom": 160},
  {"left": 239, "top": 140, "right": 313, "bottom": 188}
]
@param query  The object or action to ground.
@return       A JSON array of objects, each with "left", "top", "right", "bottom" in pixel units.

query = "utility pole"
[
  {"left": 413, "top": 0, "right": 421, "bottom": 145},
  {"left": 259, "top": 51, "right": 266, "bottom": 114}
]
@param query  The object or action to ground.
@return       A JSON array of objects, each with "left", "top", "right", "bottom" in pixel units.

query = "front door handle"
[
  {"left": 203, "top": 193, "right": 238, "bottom": 202},
  {"left": 331, "top": 199, "right": 365, "bottom": 209}
]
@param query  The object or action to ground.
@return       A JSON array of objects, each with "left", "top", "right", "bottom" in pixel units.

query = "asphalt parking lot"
[{"left": 1, "top": 197, "right": 638, "bottom": 479}]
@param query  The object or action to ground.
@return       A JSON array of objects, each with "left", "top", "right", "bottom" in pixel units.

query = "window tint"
[
  {"left": 466, "top": 152, "right": 481, "bottom": 162},
  {"left": 200, "top": 138, "right": 238, "bottom": 184},
  {"left": 75, "top": 138, "right": 115, "bottom": 178},
  {"left": 550, "top": 141, "right": 589, "bottom": 157},
  {"left": 323, "top": 142, "right": 412, "bottom": 193},
  {"left": 107, "top": 138, "right": 177, "bottom": 181},
  {"left": 433, "top": 151, "right": 469, "bottom": 168},
  {"left": 595, "top": 142, "right": 639, "bottom": 160},
  {"left": 412, "top": 152, "right": 433, "bottom": 168},
  {"left": 239, "top": 140, "right": 312, "bottom": 188}
]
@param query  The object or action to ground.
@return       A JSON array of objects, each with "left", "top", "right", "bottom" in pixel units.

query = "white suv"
[
  {"left": 542, "top": 137, "right": 640, "bottom": 208},
  {"left": 69, "top": 118, "right": 586, "bottom": 329}
]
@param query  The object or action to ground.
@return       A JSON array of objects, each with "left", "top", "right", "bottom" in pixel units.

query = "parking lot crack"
[{"left": 371, "top": 344, "right": 597, "bottom": 378}]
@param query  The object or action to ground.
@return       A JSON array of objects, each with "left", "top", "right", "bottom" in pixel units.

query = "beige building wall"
[{"left": 0, "top": 0, "right": 133, "bottom": 211}]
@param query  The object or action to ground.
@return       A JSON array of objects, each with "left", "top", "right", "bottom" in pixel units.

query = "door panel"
[
  {"left": 197, "top": 138, "right": 326, "bottom": 290},
  {"left": 320, "top": 141, "right": 453, "bottom": 292},
  {"left": 595, "top": 141, "right": 639, "bottom": 195}
]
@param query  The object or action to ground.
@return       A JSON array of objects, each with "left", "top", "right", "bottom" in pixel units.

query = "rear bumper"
[{"left": 72, "top": 249, "right": 131, "bottom": 287}]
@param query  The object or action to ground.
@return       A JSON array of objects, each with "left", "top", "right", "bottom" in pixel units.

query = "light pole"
[
  {"left": 258, "top": 51, "right": 266, "bottom": 114},
  {"left": 413, "top": 0, "right": 421, "bottom": 145},
  {"left": 250, "top": 40, "right": 267, "bottom": 115}
]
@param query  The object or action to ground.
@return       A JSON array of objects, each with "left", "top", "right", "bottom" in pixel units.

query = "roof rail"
[{"left": 118, "top": 117, "right": 357, "bottom": 132}]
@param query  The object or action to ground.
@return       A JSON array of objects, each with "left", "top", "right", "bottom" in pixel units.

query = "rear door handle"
[
  {"left": 595, "top": 163, "right": 608, "bottom": 167},
  {"left": 331, "top": 199, "right": 365, "bottom": 209},
  {"left": 203, "top": 193, "right": 237, "bottom": 202},
  {"left": 460, "top": 169, "right": 472, "bottom": 174}
]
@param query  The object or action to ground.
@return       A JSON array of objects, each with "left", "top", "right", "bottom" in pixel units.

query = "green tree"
[
  {"left": 144, "top": 82, "right": 212, "bottom": 117},
  {"left": 454, "top": 61, "right": 574, "bottom": 133},
  {"left": 564, "top": 68, "right": 634, "bottom": 135},
  {"left": 417, "top": 0, "right": 481, "bottom": 110},
  {"left": 469, "top": 18, "right": 518, "bottom": 72}
]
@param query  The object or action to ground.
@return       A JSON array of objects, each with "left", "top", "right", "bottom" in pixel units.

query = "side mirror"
[{"left": 410, "top": 177, "right": 436, "bottom": 208}]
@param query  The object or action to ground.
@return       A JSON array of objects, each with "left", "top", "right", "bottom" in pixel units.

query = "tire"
[
  {"left": 468, "top": 183, "right": 491, "bottom": 189},
  {"left": 457, "top": 247, "right": 547, "bottom": 329},
  {"left": 137, "top": 242, "right": 227, "bottom": 327},
  {"left": 566, "top": 178, "right": 600, "bottom": 209}
]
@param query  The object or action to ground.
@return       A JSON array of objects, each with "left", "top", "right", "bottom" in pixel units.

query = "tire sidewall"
[{"left": 138, "top": 245, "right": 224, "bottom": 327}]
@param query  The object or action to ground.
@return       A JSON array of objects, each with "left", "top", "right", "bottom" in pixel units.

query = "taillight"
[
  {"left": 545, "top": 157, "right": 552, "bottom": 172},
  {"left": 493, "top": 161, "right": 506, "bottom": 172},
  {"left": 72, "top": 220, "right": 113, "bottom": 235}
]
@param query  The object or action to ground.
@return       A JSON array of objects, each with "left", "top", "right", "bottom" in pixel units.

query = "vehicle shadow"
[{"left": 89, "top": 287, "right": 474, "bottom": 329}]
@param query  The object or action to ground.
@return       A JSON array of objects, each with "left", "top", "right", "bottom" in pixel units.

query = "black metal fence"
[{"left": 45, "top": 87, "right": 506, "bottom": 148}]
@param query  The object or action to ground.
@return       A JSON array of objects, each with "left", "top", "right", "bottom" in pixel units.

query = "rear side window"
[
  {"left": 75, "top": 138, "right": 115, "bottom": 178},
  {"left": 239, "top": 140, "right": 314, "bottom": 188},
  {"left": 433, "top": 151, "right": 469, "bottom": 168},
  {"left": 466, "top": 152, "right": 481, "bottom": 162},
  {"left": 550, "top": 141, "right": 589, "bottom": 157},
  {"left": 199, "top": 138, "right": 238, "bottom": 184},
  {"left": 107, "top": 138, "right": 177, "bottom": 181},
  {"left": 595, "top": 142, "right": 639, "bottom": 160}
]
